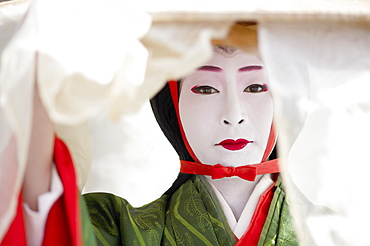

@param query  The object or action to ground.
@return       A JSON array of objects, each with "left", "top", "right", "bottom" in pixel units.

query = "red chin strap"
[
  {"left": 169, "top": 80, "right": 201, "bottom": 163},
  {"left": 168, "top": 80, "right": 280, "bottom": 181}
]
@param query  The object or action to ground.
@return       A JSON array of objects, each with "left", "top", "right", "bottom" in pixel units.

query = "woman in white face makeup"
[
  {"left": 179, "top": 46, "right": 274, "bottom": 221},
  {"left": 142, "top": 45, "right": 298, "bottom": 245}
]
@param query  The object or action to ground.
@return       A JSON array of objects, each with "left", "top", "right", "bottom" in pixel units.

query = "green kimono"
[{"left": 82, "top": 175, "right": 298, "bottom": 246}]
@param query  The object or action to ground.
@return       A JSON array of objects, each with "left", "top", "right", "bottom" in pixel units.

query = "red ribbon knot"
[
  {"left": 214, "top": 165, "right": 235, "bottom": 177},
  {"left": 210, "top": 165, "right": 258, "bottom": 181},
  {"left": 180, "top": 159, "right": 280, "bottom": 182}
]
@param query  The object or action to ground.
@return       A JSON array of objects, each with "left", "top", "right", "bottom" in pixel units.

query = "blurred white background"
[{"left": 83, "top": 101, "right": 180, "bottom": 207}]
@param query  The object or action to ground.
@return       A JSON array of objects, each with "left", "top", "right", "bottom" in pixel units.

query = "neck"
[{"left": 206, "top": 175, "right": 263, "bottom": 221}]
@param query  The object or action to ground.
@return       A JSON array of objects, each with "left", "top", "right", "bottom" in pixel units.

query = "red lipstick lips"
[{"left": 216, "top": 139, "right": 252, "bottom": 151}]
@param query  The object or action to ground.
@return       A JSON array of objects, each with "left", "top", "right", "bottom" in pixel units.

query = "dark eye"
[
  {"left": 191, "top": 85, "right": 219, "bottom": 94},
  {"left": 244, "top": 84, "right": 268, "bottom": 93}
]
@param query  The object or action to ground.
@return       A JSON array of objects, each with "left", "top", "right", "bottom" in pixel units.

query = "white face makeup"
[{"left": 179, "top": 47, "right": 273, "bottom": 167}]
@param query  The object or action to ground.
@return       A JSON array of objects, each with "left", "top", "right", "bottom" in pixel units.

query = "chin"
[
  {"left": 196, "top": 148, "right": 263, "bottom": 167},
  {"left": 220, "top": 151, "right": 263, "bottom": 167},
  {"left": 211, "top": 154, "right": 250, "bottom": 167}
]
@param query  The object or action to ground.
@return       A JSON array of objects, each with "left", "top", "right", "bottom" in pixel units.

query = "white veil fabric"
[
  {"left": 0, "top": 0, "right": 231, "bottom": 240},
  {"left": 1, "top": 0, "right": 370, "bottom": 244},
  {"left": 259, "top": 22, "right": 370, "bottom": 245}
]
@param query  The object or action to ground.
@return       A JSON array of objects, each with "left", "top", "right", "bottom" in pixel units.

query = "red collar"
[{"left": 180, "top": 159, "right": 280, "bottom": 181}]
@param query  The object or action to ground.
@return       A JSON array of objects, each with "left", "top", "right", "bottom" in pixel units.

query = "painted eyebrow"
[
  {"left": 197, "top": 65, "right": 222, "bottom": 72},
  {"left": 196, "top": 65, "right": 263, "bottom": 72},
  {"left": 238, "top": 65, "right": 263, "bottom": 72}
]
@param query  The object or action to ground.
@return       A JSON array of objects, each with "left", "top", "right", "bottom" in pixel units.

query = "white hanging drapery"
[{"left": 259, "top": 22, "right": 370, "bottom": 245}]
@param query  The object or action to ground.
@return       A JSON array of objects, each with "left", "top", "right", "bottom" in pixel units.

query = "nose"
[
  {"left": 222, "top": 94, "right": 245, "bottom": 126},
  {"left": 223, "top": 119, "right": 244, "bottom": 125}
]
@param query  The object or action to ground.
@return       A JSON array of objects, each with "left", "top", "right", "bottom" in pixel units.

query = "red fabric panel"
[
  {"left": 1, "top": 137, "right": 81, "bottom": 246},
  {"left": 42, "top": 197, "right": 72, "bottom": 246},
  {"left": 0, "top": 193, "right": 27, "bottom": 246},
  {"left": 235, "top": 178, "right": 277, "bottom": 246},
  {"left": 42, "top": 137, "right": 82, "bottom": 246}
]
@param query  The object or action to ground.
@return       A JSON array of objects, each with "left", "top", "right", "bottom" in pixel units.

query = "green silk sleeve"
[
  {"left": 84, "top": 192, "right": 169, "bottom": 246},
  {"left": 80, "top": 195, "right": 99, "bottom": 246}
]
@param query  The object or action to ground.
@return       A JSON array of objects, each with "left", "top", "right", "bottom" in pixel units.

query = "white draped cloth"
[
  {"left": 1, "top": 0, "right": 370, "bottom": 245},
  {"left": 259, "top": 22, "right": 370, "bottom": 245},
  {"left": 0, "top": 0, "right": 231, "bottom": 240}
]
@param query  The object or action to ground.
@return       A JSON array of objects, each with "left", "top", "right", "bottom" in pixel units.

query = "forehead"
[{"left": 206, "top": 46, "right": 263, "bottom": 69}]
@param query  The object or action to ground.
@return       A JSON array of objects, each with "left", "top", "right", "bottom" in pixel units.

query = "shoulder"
[
  {"left": 83, "top": 192, "right": 170, "bottom": 226},
  {"left": 83, "top": 192, "right": 171, "bottom": 245},
  {"left": 84, "top": 192, "right": 127, "bottom": 210},
  {"left": 83, "top": 192, "right": 127, "bottom": 237}
]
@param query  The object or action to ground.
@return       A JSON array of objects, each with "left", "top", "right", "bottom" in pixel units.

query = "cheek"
[
  {"left": 179, "top": 94, "right": 219, "bottom": 144},
  {"left": 244, "top": 94, "right": 274, "bottom": 139}
]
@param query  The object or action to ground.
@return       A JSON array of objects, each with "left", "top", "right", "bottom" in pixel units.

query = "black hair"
[
  {"left": 150, "top": 82, "right": 194, "bottom": 196},
  {"left": 150, "top": 82, "right": 194, "bottom": 162}
]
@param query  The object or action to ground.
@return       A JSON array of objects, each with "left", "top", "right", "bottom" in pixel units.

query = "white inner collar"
[{"left": 206, "top": 174, "right": 274, "bottom": 239}]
